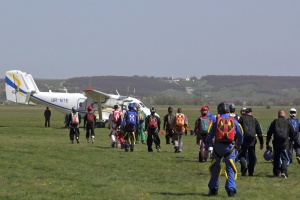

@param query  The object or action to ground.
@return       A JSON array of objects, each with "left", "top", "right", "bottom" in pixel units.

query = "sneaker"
[
  {"left": 71, "top": 140, "right": 74, "bottom": 144},
  {"left": 76, "top": 137, "right": 80, "bottom": 144},
  {"left": 111, "top": 142, "right": 116, "bottom": 148},
  {"left": 174, "top": 146, "right": 179, "bottom": 153},
  {"left": 297, "top": 157, "right": 300, "bottom": 164},
  {"left": 86, "top": 138, "right": 89, "bottom": 143},
  {"left": 281, "top": 173, "right": 287, "bottom": 179},
  {"left": 91, "top": 136, "right": 95, "bottom": 143},
  {"left": 208, "top": 188, "right": 218, "bottom": 196},
  {"left": 157, "top": 146, "right": 161, "bottom": 152}
]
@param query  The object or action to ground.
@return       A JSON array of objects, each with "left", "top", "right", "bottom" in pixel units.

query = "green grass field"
[{"left": 1, "top": 105, "right": 300, "bottom": 200}]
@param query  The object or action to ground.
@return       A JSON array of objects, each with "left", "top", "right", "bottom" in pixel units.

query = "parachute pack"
[
  {"left": 138, "top": 111, "right": 145, "bottom": 123},
  {"left": 175, "top": 113, "right": 185, "bottom": 127},
  {"left": 198, "top": 117, "right": 211, "bottom": 134},
  {"left": 71, "top": 113, "right": 79, "bottom": 124},
  {"left": 87, "top": 113, "right": 94, "bottom": 124},
  {"left": 125, "top": 110, "right": 137, "bottom": 126},
  {"left": 240, "top": 116, "right": 256, "bottom": 138},
  {"left": 113, "top": 110, "right": 122, "bottom": 124},
  {"left": 148, "top": 116, "right": 158, "bottom": 129},
  {"left": 215, "top": 116, "right": 235, "bottom": 142},
  {"left": 274, "top": 119, "right": 288, "bottom": 142}
]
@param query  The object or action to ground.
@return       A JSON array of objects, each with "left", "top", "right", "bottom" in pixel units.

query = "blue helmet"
[
  {"left": 263, "top": 147, "right": 273, "bottom": 161},
  {"left": 128, "top": 103, "right": 134, "bottom": 110}
]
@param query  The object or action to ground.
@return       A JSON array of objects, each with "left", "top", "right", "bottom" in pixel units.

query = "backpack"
[
  {"left": 71, "top": 113, "right": 79, "bottom": 124},
  {"left": 87, "top": 113, "right": 94, "bottom": 124},
  {"left": 274, "top": 119, "right": 288, "bottom": 142},
  {"left": 113, "top": 110, "right": 121, "bottom": 125},
  {"left": 138, "top": 111, "right": 145, "bottom": 123},
  {"left": 148, "top": 116, "right": 158, "bottom": 129},
  {"left": 198, "top": 117, "right": 211, "bottom": 135},
  {"left": 240, "top": 116, "right": 256, "bottom": 138},
  {"left": 125, "top": 110, "right": 137, "bottom": 126},
  {"left": 215, "top": 116, "right": 235, "bottom": 143},
  {"left": 175, "top": 113, "right": 185, "bottom": 127}
]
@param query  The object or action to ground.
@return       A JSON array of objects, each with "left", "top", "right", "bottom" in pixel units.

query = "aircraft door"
[{"left": 77, "top": 98, "right": 87, "bottom": 112}]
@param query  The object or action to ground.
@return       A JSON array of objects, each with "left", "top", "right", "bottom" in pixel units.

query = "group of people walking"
[
  {"left": 47, "top": 102, "right": 300, "bottom": 198},
  {"left": 107, "top": 103, "right": 189, "bottom": 154},
  {"left": 193, "top": 102, "right": 300, "bottom": 197}
]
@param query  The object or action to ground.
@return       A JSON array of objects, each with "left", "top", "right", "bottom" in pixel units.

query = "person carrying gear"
[
  {"left": 287, "top": 108, "right": 300, "bottom": 164},
  {"left": 83, "top": 106, "right": 97, "bottom": 143},
  {"left": 163, "top": 106, "right": 175, "bottom": 144},
  {"left": 136, "top": 105, "right": 147, "bottom": 144},
  {"left": 122, "top": 103, "right": 139, "bottom": 152},
  {"left": 44, "top": 107, "right": 51, "bottom": 127},
  {"left": 266, "top": 110, "right": 298, "bottom": 178},
  {"left": 238, "top": 108, "right": 263, "bottom": 176},
  {"left": 205, "top": 105, "right": 216, "bottom": 155},
  {"left": 194, "top": 106, "right": 212, "bottom": 162},
  {"left": 205, "top": 102, "right": 243, "bottom": 197},
  {"left": 108, "top": 105, "right": 123, "bottom": 148},
  {"left": 68, "top": 106, "right": 82, "bottom": 144},
  {"left": 145, "top": 106, "right": 161, "bottom": 152},
  {"left": 172, "top": 108, "right": 188, "bottom": 153},
  {"left": 229, "top": 103, "right": 240, "bottom": 121}
]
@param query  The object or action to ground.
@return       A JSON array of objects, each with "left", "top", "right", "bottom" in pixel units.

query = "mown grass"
[{"left": 0, "top": 105, "right": 300, "bottom": 200}]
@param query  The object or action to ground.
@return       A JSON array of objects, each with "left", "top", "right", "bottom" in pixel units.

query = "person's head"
[
  {"left": 240, "top": 108, "right": 246, "bottom": 116},
  {"left": 245, "top": 108, "right": 252, "bottom": 116},
  {"left": 87, "top": 106, "right": 92, "bottom": 112},
  {"left": 72, "top": 106, "right": 77, "bottom": 113},
  {"left": 168, "top": 106, "right": 173, "bottom": 113},
  {"left": 177, "top": 108, "right": 182, "bottom": 113},
  {"left": 200, "top": 106, "right": 208, "bottom": 116},
  {"left": 46, "top": 107, "right": 49, "bottom": 110},
  {"left": 136, "top": 105, "right": 141, "bottom": 110},
  {"left": 150, "top": 106, "right": 156, "bottom": 115},
  {"left": 217, "top": 102, "right": 230, "bottom": 114},
  {"left": 229, "top": 103, "right": 235, "bottom": 113},
  {"left": 114, "top": 104, "right": 119, "bottom": 110},
  {"left": 278, "top": 110, "right": 286, "bottom": 118},
  {"left": 289, "top": 108, "right": 297, "bottom": 118},
  {"left": 128, "top": 103, "right": 134, "bottom": 111}
]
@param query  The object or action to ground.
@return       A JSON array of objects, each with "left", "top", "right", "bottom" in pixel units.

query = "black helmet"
[
  {"left": 168, "top": 106, "right": 173, "bottom": 113},
  {"left": 229, "top": 103, "right": 235, "bottom": 113},
  {"left": 150, "top": 106, "right": 156, "bottom": 113},
  {"left": 217, "top": 102, "right": 230, "bottom": 114},
  {"left": 72, "top": 106, "right": 77, "bottom": 113}
]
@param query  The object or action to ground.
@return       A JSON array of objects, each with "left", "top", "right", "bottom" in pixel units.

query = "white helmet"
[{"left": 290, "top": 108, "right": 297, "bottom": 117}]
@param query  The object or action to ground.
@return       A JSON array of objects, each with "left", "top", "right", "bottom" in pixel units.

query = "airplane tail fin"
[{"left": 5, "top": 70, "right": 39, "bottom": 105}]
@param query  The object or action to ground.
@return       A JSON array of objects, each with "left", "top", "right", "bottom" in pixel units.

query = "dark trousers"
[
  {"left": 85, "top": 126, "right": 95, "bottom": 138},
  {"left": 239, "top": 145, "right": 256, "bottom": 176},
  {"left": 273, "top": 146, "right": 289, "bottom": 176},
  {"left": 165, "top": 130, "right": 173, "bottom": 144},
  {"left": 124, "top": 131, "right": 135, "bottom": 152},
  {"left": 69, "top": 128, "right": 80, "bottom": 141},
  {"left": 147, "top": 131, "right": 160, "bottom": 151},
  {"left": 45, "top": 118, "right": 50, "bottom": 127}
]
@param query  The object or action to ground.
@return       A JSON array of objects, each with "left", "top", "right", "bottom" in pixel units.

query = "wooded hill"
[{"left": 1, "top": 75, "right": 300, "bottom": 106}]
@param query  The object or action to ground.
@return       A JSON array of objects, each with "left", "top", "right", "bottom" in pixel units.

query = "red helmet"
[
  {"left": 201, "top": 106, "right": 208, "bottom": 112},
  {"left": 87, "top": 106, "right": 92, "bottom": 111}
]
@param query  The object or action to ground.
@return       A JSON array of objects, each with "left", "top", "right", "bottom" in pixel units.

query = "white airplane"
[{"left": 5, "top": 70, "right": 151, "bottom": 127}]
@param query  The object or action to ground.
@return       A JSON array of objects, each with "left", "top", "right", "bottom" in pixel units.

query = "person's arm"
[
  {"left": 163, "top": 115, "right": 167, "bottom": 130},
  {"left": 255, "top": 119, "right": 264, "bottom": 149},
  {"left": 234, "top": 120, "right": 244, "bottom": 150},
  {"left": 157, "top": 117, "right": 161, "bottom": 131},
  {"left": 266, "top": 121, "right": 274, "bottom": 148}
]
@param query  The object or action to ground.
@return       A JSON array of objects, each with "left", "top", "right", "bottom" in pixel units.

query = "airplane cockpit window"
[{"left": 139, "top": 102, "right": 146, "bottom": 108}]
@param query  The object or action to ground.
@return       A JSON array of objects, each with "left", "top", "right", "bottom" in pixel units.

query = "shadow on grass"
[{"left": 152, "top": 192, "right": 207, "bottom": 197}]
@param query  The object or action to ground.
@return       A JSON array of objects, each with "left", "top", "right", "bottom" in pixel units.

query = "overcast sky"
[{"left": 1, "top": 1, "right": 299, "bottom": 79}]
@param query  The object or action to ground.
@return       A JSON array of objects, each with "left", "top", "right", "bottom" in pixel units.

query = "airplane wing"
[{"left": 84, "top": 89, "right": 109, "bottom": 121}]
